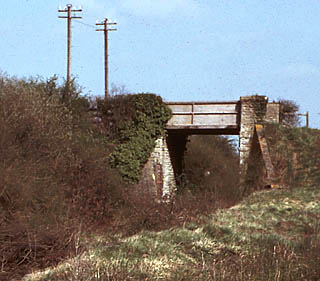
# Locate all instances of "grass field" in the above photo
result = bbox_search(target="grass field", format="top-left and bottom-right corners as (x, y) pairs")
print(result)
(23, 186), (320, 281)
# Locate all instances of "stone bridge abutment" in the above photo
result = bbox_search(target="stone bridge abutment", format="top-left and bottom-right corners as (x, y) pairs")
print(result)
(140, 95), (280, 199)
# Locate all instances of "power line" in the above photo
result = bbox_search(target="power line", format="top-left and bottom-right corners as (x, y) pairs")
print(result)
(74, 19), (96, 29)
(58, 4), (82, 100)
(96, 18), (117, 99)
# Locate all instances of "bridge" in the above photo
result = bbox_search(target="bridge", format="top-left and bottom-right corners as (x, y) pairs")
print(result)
(138, 95), (280, 200)
(166, 101), (240, 135)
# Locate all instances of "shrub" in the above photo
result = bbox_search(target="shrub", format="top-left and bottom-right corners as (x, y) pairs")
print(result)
(278, 98), (300, 127)
(183, 135), (240, 202)
(265, 124), (320, 187)
(0, 74), (125, 278)
(98, 93), (172, 183)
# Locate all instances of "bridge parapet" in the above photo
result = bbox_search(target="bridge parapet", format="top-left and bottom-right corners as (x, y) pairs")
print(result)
(166, 101), (240, 135)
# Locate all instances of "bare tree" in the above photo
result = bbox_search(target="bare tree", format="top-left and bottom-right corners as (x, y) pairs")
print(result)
(278, 99), (300, 127)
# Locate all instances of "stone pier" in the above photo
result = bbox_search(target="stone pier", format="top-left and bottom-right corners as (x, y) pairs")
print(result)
(138, 136), (177, 200)
(239, 96), (268, 182)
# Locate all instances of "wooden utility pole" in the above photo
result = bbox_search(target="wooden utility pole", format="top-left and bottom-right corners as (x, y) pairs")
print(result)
(96, 18), (117, 99)
(298, 112), (309, 127)
(58, 4), (82, 99)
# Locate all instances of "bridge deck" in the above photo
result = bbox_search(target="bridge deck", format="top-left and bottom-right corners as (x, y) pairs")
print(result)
(166, 101), (240, 135)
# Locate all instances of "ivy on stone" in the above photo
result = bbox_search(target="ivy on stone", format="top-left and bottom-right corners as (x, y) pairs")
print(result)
(108, 93), (172, 183)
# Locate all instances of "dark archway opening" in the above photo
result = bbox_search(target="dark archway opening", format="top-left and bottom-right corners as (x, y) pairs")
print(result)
(173, 134), (241, 203)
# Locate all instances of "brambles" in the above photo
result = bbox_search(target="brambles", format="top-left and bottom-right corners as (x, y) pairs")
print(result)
(0, 74), (124, 278)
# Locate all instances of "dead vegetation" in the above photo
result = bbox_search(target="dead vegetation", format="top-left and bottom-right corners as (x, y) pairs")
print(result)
(0, 75), (242, 280)
(1, 74), (319, 280)
(23, 187), (320, 281)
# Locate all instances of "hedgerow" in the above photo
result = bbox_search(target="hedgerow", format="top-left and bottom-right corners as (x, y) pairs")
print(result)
(0, 74), (124, 279)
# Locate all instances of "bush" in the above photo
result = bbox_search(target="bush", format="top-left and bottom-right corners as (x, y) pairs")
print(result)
(98, 93), (172, 183)
(278, 99), (300, 127)
(0, 74), (125, 278)
(183, 135), (240, 202)
(265, 124), (320, 187)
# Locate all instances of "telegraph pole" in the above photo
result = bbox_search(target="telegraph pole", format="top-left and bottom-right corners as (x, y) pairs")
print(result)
(58, 4), (82, 99)
(298, 112), (309, 127)
(96, 18), (117, 99)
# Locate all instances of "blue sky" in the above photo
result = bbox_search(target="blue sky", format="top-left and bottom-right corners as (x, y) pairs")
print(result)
(1, 0), (320, 127)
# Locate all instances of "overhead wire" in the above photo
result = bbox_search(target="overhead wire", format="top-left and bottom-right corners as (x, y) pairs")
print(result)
(73, 19), (96, 29)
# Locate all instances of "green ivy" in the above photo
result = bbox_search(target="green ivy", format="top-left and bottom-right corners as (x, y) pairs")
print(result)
(107, 93), (172, 183)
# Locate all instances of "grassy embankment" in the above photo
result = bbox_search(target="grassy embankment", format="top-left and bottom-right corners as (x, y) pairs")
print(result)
(24, 186), (320, 280)
(23, 107), (320, 281)
(23, 117), (320, 281)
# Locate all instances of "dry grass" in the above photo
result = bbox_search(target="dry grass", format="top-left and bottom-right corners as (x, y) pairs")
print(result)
(23, 186), (320, 281)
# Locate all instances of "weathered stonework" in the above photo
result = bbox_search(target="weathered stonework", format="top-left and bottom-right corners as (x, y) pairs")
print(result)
(139, 136), (177, 200)
(239, 95), (268, 180)
(266, 102), (280, 123)
(166, 134), (188, 182)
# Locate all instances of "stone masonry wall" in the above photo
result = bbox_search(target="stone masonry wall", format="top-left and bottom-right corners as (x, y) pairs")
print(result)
(139, 136), (176, 200)
(166, 134), (188, 181)
(239, 95), (268, 179)
(265, 102), (280, 123)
